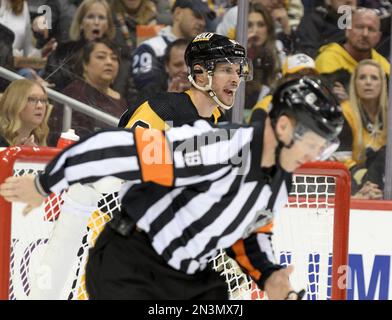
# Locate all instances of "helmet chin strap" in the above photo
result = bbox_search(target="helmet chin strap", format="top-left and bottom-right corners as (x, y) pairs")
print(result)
(187, 73), (236, 110)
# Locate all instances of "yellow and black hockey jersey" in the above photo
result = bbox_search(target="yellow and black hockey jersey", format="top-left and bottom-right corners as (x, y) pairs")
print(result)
(119, 90), (224, 130)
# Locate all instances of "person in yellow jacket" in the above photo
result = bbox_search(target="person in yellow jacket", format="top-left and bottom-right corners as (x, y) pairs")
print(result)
(334, 59), (387, 199)
(315, 8), (389, 93)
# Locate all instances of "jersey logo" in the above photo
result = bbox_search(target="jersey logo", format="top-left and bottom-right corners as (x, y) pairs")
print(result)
(184, 150), (202, 167)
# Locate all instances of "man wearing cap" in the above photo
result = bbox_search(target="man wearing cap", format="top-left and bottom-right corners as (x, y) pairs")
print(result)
(130, 0), (215, 102)
(248, 53), (318, 123)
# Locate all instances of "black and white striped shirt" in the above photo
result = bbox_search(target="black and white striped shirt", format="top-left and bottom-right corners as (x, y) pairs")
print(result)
(38, 119), (292, 282)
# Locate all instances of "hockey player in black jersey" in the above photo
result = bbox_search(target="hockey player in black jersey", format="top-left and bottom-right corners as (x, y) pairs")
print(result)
(119, 32), (253, 130)
(0, 74), (343, 300)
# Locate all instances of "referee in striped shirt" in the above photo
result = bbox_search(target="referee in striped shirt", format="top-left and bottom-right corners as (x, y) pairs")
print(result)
(0, 77), (344, 300)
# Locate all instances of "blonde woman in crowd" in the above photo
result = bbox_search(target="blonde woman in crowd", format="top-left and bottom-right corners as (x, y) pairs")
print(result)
(69, 0), (115, 42)
(336, 59), (387, 199)
(43, 0), (116, 91)
(0, 79), (51, 147)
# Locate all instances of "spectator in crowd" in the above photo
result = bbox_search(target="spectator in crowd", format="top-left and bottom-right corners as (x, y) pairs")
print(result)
(263, 0), (304, 33)
(296, 0), (357, 59)
(334, 59), (387, 199)
(248, 53), (318, 123)
(164, 38), (191, 93)
(69, 0), (115, 42)
(216, 0), (302, 54)
(108, 0), (158, 103)
(32, 0), (82, 50)
(0, 0), (57, 82)
(109, 0), (157, 56)
(0, 79), (51, 147)
(58, 39), (127, 138)
(0, 0), (42, 57)
(315, 8), (390, 95)
(245, 2), (285, 110)
(42, 0), (116, 91)
(358, 0), (392, 59)
(153, 0), (218, 30)
(131, 0), (214, 102)
(0, 23), (14, 91)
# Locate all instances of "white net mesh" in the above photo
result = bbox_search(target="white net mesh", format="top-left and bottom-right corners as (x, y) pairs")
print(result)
(211, 175), (336, 300)
(9, 161), (121, 300)
(6, 160), (343, 300)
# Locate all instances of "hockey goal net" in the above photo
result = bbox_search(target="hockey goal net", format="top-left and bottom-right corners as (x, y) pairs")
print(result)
(0, 147), (350, 300)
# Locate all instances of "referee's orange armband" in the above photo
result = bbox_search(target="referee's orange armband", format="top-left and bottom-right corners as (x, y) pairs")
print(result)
(135, 127), (174, 187)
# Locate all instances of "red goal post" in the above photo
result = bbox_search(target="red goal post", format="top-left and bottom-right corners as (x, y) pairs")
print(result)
(0, 147), (351, 300)
(293, 161), (350, 300)
(0, 147), (60, 300)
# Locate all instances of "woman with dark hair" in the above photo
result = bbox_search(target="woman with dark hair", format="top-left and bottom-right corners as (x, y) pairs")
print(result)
(54, 39), (127, 138)
(245, 2), (285, 110)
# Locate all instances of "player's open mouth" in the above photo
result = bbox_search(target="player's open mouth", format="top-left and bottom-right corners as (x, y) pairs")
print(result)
(224, 89), (234, 96)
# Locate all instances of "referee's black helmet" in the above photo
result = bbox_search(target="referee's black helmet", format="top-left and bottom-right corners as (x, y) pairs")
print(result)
(270, 76), (344, 142)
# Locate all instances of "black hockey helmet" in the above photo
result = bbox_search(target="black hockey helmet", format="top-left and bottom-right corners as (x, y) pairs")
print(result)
(269, 77), (344, 159)
(185, 32), (253, 81)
